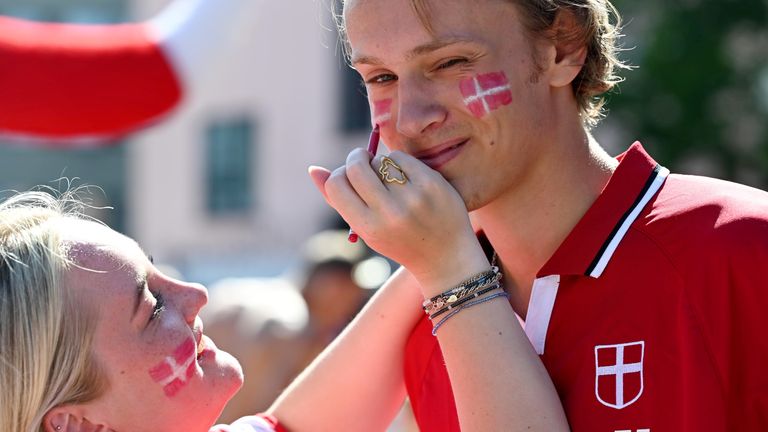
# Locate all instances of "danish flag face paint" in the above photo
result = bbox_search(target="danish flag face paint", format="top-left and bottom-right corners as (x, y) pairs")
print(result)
(459, 71), (513, 118)
(148, 338), (198, 397)
(372, 99), (393, 126)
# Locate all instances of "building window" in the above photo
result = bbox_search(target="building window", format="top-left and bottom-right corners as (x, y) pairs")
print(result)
(206, 118), (254, 215)
(339, 64), (372, 133)
(0, 0), (126, 23)
(334, 0), (371, 133)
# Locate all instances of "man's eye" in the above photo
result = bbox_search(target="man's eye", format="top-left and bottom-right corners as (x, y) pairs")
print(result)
(150, 292), (165, 321)
(437, 58), (468, 70)
(367, 73), (397, 85)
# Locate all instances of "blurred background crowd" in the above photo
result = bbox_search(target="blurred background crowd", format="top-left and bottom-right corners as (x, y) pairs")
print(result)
(0, 0), (765, 429)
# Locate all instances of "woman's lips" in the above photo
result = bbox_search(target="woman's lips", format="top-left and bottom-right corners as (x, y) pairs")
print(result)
(197, 335), (217, 362)
(417, 139), (468, 170)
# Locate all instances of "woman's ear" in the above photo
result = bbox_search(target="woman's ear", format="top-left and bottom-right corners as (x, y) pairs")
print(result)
(548, 9), (588, 88)
(43, 407), (115, 432)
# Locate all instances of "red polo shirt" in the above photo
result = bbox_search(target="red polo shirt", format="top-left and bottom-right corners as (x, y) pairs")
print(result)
(404, 143), (768, 431)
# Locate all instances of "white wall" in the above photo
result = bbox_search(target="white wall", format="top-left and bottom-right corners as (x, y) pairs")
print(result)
(126, 0), (369, 281)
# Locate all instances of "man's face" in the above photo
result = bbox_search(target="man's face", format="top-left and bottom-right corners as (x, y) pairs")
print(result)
(346, 0), (560, 210)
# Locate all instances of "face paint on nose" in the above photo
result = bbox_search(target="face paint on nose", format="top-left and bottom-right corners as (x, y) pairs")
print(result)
(372, 98), (393, 126)
(148, 338), (197, 397)
(459, 71), (513, 118)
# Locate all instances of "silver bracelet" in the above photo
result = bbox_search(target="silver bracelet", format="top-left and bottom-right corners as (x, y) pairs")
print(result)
(422, 267), (501, 316)
(431, 291), (510, 336)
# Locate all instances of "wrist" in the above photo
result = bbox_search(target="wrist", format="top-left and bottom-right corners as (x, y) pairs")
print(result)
(411, 245), (491, 299)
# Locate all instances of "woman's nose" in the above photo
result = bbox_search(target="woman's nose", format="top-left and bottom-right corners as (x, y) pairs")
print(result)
(174, 280), (208, 325)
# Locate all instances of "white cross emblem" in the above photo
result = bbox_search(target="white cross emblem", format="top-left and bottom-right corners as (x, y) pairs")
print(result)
(595, 341), (645, 409)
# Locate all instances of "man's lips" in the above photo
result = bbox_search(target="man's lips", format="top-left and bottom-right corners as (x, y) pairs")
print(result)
(415, 138), (469, 170)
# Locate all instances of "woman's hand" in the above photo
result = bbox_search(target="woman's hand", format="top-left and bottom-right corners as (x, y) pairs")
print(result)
(309, 148), (489, 295)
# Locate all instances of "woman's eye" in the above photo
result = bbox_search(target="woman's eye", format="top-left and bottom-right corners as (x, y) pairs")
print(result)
(437, 58), (468, 70)
(150, 292), (165, 321)
(366, 73), (397, 85)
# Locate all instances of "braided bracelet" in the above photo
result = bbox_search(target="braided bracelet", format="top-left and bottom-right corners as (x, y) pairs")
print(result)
(431, 291), (510, 336)
(422, 267), (501, 315)
(428, 282), (503, 319)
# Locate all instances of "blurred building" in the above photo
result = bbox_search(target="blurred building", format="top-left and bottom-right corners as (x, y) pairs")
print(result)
(0, 0), (374, 281)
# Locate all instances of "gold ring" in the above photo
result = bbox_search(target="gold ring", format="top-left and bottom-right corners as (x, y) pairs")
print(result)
(378, 156), (408, 185)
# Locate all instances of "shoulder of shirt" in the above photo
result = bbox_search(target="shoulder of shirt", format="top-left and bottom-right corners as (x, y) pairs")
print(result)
(634, 172), (768, 259)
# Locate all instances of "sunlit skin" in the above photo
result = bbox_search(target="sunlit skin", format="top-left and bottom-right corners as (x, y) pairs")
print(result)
(347, 0), (569, 211)
(458, 71), (513, 118)
(337, 0), (618, 315)
(371, 98), (393, 126)
(45, 220), (243, 432)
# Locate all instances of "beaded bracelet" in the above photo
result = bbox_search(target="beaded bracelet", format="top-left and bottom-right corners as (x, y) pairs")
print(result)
(431, 291), (510, 336)
(428, 282), (503, 319)
(422, 267), (501, 316)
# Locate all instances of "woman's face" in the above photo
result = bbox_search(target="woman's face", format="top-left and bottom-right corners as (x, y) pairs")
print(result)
(59, 219), (242, 431)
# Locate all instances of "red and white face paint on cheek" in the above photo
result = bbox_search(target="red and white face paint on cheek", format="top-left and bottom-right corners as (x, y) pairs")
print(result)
(372, 98), (393, 126)
(148, 338), (197, 397)
(459, 71), (513, 118)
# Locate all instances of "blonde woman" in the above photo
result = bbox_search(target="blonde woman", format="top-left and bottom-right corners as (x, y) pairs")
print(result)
(0, 190), (261, 431)
(0, 187), (566, 431)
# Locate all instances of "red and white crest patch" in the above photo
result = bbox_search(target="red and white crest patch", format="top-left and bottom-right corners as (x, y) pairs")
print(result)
(594, 341), (644, 409)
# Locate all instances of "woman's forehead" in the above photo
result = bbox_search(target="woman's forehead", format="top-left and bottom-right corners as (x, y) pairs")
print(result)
(59, 219), (140, 265)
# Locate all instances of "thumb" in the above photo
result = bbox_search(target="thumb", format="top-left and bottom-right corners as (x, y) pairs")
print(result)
(308, 165), (332, 201)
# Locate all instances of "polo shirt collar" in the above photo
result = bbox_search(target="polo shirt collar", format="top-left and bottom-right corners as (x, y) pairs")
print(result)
(537, 142), (669, 279)
(524, 142), (669, 355)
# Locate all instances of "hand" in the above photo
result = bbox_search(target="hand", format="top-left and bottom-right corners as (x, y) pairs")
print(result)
(309, 148), (489, 294)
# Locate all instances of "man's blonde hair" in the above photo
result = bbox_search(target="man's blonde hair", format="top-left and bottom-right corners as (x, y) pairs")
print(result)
(0, 190), (106, 432)
(337, 0), (628, 127)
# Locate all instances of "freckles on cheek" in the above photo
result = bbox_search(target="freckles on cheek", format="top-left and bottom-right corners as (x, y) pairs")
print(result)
(148, 339), (197, 397)
(372, 98), (393, 126)
(459, 71), (513, 118)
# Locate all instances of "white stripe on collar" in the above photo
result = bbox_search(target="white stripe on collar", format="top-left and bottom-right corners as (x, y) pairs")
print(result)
(589, 166), (669, 278)
(524, 165), (669, 354)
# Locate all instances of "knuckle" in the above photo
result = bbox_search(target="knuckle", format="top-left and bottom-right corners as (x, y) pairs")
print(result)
(345, 160), (368, 181)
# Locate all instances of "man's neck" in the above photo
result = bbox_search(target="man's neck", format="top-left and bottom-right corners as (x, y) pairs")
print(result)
(474, 133), (618, 319)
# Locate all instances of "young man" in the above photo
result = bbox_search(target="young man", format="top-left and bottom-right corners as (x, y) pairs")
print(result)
(271, 0), (768, 430)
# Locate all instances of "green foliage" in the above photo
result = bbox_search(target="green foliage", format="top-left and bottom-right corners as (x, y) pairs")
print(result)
(606, 0), (768, 188)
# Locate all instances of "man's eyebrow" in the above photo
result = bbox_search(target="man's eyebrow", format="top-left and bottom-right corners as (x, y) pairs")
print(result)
(351, 37), (476, 66)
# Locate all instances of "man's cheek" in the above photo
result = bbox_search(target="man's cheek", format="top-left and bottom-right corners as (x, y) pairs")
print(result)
(459, 71), (513, 118)
(372, 98), (393, 126)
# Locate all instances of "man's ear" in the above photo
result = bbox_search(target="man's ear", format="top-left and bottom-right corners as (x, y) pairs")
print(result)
(43, 406), (115, 432)
(548, 9), (588, 88)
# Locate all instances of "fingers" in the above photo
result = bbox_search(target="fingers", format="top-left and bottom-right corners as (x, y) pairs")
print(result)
(307, 165), (331, 201)
(345, 147), (390, 207)
(324, 164), (370, 229)
(374, 150), (442, 187)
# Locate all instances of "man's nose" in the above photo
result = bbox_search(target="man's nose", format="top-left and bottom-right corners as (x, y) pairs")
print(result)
(395, 74), (448, 139)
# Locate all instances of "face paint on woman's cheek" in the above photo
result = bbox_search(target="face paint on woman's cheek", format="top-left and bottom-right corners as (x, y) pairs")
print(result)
(148, 338), (197, 397)
(372, 98), (393, 126)
(459, 71), (513, 118)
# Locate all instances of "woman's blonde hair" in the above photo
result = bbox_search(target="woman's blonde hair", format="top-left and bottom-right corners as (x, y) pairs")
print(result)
(0, 190), (107, 432)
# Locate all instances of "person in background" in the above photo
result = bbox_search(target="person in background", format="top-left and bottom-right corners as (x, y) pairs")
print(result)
(202, 230), (372, 423)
